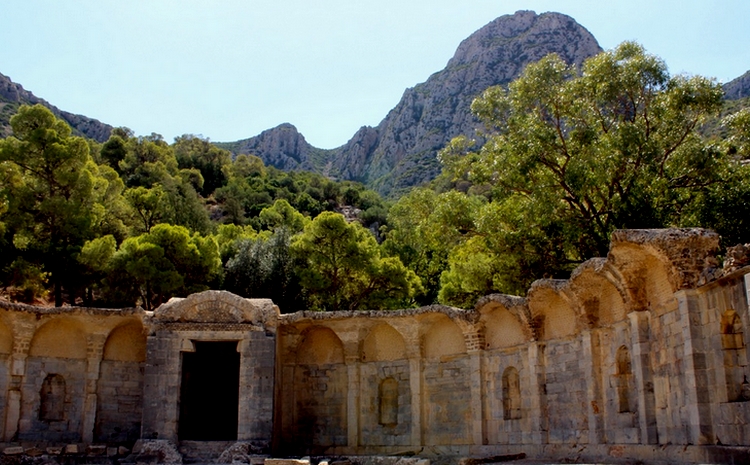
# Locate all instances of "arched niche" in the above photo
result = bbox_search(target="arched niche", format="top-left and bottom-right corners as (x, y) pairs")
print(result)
(40, 374), (66, 421)
(721, 309), (748, 402)
(615, 345), (633, 413)
(29, 318), (87, 359)
(296, 326), (344, 365)
(423, 317), (466, 360)
(502, 366), (522, 420)
(482, 305), (528, 349)
(379, 377), (399, 426)
(570, 267), (627, 327)
(608, 243), (675, 314)
(528, 287), (576, 341)
(103, 321), (147, 362)
(0, 317), (13, 355)
(361, 323), (407, 362)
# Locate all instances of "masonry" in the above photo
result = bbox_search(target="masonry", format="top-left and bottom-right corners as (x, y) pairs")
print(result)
(0, 228), (749, 464)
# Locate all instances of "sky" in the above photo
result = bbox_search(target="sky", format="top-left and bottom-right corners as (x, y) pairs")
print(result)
(1, 1), (749, 149)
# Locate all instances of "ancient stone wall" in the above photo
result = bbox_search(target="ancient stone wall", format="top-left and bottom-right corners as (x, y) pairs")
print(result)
(0, 229), (749, 464)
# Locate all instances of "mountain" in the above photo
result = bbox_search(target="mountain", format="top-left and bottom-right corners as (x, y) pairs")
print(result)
(0, 72), (112, 142)
(724, 70), (750, 100)
(222, 10), (602, 196)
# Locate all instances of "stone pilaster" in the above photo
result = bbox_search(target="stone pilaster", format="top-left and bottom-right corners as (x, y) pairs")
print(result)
(82, 333), (106, 443)
(408, 356), (422, 447)
(582, 330), (605, 444)
(345, 355), (360, 450)
(527, 341), (547, 444)
(468, 349), (484, 446)
(676, 289), (715, 445)
(629, 311), (658, 444)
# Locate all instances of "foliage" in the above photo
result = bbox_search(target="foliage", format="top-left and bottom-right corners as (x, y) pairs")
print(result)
(98, 224), (221, 310)
(291, 212), (422, 311)
(0, 105), (128, 305)
(435, 42), (729, 305)
(382, 188), (483, 304)
(223, 228), (304, 311)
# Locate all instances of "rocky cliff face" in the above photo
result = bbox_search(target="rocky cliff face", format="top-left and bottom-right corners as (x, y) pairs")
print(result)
(0, 72), (112, 142)
(222, 11), (602, 196)
(724, 70), (750, 100)
(221, 123), (322, 172)
(331, 10), (602, 195)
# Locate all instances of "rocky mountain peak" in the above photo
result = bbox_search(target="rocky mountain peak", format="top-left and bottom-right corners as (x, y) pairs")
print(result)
(326, 10), (602, 195)
(219, 123), (320, 172)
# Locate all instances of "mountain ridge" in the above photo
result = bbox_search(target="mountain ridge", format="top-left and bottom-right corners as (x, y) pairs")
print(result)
(221, 10), (603, 195)
(0, 72), (112, 142)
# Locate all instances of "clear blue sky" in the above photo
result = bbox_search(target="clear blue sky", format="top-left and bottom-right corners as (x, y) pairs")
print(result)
(1, 1), (748, 149)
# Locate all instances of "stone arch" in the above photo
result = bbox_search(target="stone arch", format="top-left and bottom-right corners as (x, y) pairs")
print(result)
(96, 320), (146, 443)
(378, 377), (399, 426)
(29, 318), (87, 359)
(103, 321), (147, 362)
(569, 262), (628, 327)
(0, 316), (12, 355)
(528, 283), (577, 341)
(502, 366), (522, 420)
(616, 346), (633, 413)
(423, 317), (466, 359)
(361, 323), (407, 362)
(296, 326), (344, 365)
(608, 243), (677, 314)
(293, 325), (347, 450)
(721, 309), (748, 402)
(39, 374), (65, 421)
(481, 305), (529, 349)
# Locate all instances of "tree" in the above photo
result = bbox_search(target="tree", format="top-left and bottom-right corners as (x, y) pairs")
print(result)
(437, 42), (726, 303)
(0, 105), (127, 305)
(291, 212), (422, 311)
(101, 224), (221, 310)
(224, 228), (304, 311)
(173, 135), (231, 197)
(258, 199), (308, 233)
(382, 188), (483, 304)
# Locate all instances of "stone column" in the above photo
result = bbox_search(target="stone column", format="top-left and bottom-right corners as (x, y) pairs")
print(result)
(408, 356), (422, 447)
(82, 333), (106, 443)
(5, 318), (34, 441)
(468, 349), (484, 446)
(527, 341), (547, 444)
(676, 289), (714, 445)
(628, 311), (658, 444)
(582, 330), (604, 444)
(345, 355), (360, 451)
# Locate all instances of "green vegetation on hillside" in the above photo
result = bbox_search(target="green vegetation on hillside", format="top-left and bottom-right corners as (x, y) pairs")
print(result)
(2, 42), (750, 310)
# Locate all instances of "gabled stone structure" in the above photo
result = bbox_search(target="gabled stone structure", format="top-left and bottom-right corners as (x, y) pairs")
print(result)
(0, 229), (749, 464)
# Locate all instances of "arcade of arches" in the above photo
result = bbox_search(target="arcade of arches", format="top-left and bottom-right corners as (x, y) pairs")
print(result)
(0, 229), (749, 464)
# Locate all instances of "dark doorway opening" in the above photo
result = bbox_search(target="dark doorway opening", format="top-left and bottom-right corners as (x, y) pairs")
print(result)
(179, 341), (240, 440)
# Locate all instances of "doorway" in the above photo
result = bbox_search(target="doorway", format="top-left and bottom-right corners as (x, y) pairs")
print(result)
(179, 341), (240, 440)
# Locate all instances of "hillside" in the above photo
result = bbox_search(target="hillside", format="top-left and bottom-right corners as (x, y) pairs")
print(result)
(0, 72), (112, 142)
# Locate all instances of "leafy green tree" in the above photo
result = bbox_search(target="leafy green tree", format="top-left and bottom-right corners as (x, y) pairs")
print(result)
(173, 135), (231, 197)
(291, 211), (422, 311)
(101, 223), (221, 310)
(437, 42), (726, 304)
(0, 105), (127, 305)
(258, 199), (308, 233)
(224, 228), (304, 311)
(382, 188), (483, 304)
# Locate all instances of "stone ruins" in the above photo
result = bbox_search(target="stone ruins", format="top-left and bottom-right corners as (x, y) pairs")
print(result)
(0, 228), (749, 464)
